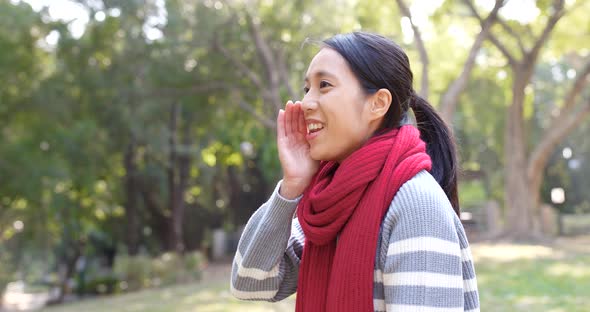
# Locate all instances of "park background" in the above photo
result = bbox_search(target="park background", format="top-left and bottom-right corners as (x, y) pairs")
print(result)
(1, 0), (589, 311)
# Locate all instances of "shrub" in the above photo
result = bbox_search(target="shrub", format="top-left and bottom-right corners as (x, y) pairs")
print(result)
(83, 274), (121, 295)
(151, 252), (184, 285)
(113, 255), (152, 292)
(113, 251), (205, 292)
(0, 248), (15, 296)
(184, 251), (205, 281)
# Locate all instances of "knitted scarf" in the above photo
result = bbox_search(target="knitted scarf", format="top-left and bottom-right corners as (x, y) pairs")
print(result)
(295, 125), (432, 312)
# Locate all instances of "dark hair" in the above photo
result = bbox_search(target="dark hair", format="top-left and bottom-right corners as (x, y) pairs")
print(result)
(323, 32), (460, 215)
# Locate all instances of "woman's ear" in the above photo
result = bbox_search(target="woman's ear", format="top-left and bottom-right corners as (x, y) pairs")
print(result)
(369, 88), (392, 120)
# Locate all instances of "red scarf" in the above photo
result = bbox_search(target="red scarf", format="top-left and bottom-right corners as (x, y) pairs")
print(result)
(295, 125), (432, 312)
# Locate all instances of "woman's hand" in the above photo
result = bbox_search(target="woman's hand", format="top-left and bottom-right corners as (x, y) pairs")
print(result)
(277, 101), (320, 199)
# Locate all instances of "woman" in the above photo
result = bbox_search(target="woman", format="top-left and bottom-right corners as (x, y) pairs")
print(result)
(230, 32), (479, 312)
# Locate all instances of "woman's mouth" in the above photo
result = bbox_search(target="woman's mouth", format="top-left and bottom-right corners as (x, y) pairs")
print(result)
(306, 122), (324, 140)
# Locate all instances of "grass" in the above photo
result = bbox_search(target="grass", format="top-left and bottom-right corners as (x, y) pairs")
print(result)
(40, 267), (295, 312)
(41, 238), (590, 312)
(472, 243), (590, 311)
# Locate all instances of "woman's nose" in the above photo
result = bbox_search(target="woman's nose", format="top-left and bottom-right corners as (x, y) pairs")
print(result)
(301, 95), (318, 111)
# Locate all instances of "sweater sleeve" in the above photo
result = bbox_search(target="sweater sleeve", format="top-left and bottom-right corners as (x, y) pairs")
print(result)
(230, 180), (304, 302)
(379, 171), (480, 312)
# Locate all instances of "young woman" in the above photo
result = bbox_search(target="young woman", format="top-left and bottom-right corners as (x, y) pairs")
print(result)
(230, 32), (479, 312)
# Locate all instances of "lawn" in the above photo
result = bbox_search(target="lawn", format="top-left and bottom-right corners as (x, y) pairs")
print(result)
(40, 276), (295, 312)
(473, 241), (590, 311)
(41, 237), (590, 312)
(40, 265), (295, 312)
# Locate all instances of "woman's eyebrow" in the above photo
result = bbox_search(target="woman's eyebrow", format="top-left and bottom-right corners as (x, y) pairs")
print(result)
(304, 70), (337, 83)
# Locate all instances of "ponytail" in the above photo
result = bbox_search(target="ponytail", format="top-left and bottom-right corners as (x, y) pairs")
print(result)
(321, 32), (460, 215)
(410, 94), (460, 216)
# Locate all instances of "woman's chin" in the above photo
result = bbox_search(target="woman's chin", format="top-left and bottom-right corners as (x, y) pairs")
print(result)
(310, 149), (334, 162)
(309, 153), (322, 161)
(309, 149), (324, 161)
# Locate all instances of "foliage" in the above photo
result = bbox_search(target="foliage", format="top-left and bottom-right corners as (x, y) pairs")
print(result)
(0, 0), (588, 304)
(83, 273), (121, 295)
(113, 251), (204, 292)
(0, 247), (16, 294)
(113, 255), (152, 291)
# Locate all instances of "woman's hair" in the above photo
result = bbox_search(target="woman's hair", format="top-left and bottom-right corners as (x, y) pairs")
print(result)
(323, 32), (460, 215)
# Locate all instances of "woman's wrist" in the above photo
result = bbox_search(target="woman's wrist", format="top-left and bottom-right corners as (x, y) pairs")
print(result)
(279, 179), (306, 199)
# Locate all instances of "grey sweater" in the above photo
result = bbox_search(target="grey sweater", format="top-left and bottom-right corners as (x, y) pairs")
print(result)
(231, 170), (480, 311)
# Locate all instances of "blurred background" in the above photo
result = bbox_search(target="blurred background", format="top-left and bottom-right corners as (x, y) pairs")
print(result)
(0, 0), (589, 311)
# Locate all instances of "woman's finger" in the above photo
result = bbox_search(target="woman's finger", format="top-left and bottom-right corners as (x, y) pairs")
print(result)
(277, 108), (286, 140)
(285, 100), (293, 137)
(292, 101), (300, 135)
(296, 101), (306, 135)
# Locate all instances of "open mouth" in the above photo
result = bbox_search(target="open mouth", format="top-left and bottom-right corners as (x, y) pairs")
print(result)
(307, 123), (324, 134)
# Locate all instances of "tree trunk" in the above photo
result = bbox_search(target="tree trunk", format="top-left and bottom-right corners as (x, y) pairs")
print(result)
(174, 122), (191, 254)
(504, 68), (539, 240)
(167, 102), (191, 254)
(167, 102), (179, 252)
(54, 240), (84, 304)
(227, 166), (246, 227)
(229, 158), (270, 226)
(124, 140), (140, 255)
(138, 177), (170, 250)
(489, 0), (567, 241)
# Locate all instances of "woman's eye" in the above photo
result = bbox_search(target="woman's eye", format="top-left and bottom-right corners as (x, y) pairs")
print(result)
(303, 81), (331, 94)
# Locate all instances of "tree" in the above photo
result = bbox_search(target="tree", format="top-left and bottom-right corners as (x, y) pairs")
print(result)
(393, 0), (505, 121)
(466, 0), (590, 239)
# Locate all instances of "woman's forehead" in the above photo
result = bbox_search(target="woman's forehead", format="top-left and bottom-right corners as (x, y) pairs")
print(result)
(304, 48), (351, 82)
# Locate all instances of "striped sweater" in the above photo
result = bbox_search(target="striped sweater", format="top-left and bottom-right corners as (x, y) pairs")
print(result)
(231, 170), (480, 311)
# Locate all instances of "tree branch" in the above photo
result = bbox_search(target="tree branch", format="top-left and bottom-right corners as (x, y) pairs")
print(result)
(229, 90), (276, 129)
(238, 100), (277, 129)
(212, 9), (283, 128)
(561, 58), (590, 113)
(245, 11), (283, 113)
(496, 18), (526, 55)
(527, 57), (590, 184)
(395, 0), (429, 98)
(524, 24), (535, 39)
(148, 82), (228, 98)
(277, 48), (297, 100)
(440, 0), (505, 123)
(245, 12), (277, 85)
(527, 0), (565, 62)
(213, 38), (264, 90)
(463, 0), (517, 67)
(527, 98), (590, 183)
(211, 14), (267, 95)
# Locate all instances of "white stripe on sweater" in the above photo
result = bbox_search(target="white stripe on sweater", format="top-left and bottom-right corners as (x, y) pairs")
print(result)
(383, 272), (463, 288)
(230, 282), (278, 300)
(374, 299), (386, 311)
(374, 269), (383, 283)
(463, 277), (478, 293)
(387, 237), (461, 257)
(461, 246), (473, 262)
(235, 251), (280, 280)
(385, 304), (463, 312)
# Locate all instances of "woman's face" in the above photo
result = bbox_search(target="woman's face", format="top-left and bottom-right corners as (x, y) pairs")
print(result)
(302, 48), (376, 162)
